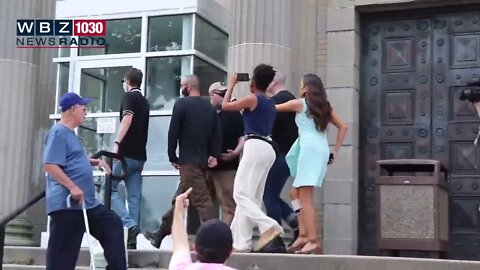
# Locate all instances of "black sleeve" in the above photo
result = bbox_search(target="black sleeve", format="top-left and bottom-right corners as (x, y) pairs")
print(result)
(209, 109), (222, 158)
(234, 112), (245, 139)
(168, 100), (183, 163)
(121, 93), (135, 116)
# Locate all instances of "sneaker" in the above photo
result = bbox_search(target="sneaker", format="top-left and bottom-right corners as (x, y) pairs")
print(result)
(127, 225), (140, 249)
(255, 227), (282, 251)
(256, 236), (287, 253)
(144, 227), (169, 249)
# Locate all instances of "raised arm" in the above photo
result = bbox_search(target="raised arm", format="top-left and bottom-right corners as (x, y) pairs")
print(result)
(276, 99), (303, 113)
(329, 110), (348, 155)
(222, 74), (257, 111)
(222, 95), (257, 111)
(170, 188), (193, 268)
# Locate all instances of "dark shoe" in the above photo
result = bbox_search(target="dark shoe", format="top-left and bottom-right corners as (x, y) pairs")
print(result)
(145, 227), (169, 249)
(127, 225), (140, 249)
(287, 228), (299, 248)
(256, 236), (287, 253)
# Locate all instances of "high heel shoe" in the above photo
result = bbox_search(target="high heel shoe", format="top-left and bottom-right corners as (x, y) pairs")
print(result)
(295, 241), (322, 254)
(287, 237), (307, 253)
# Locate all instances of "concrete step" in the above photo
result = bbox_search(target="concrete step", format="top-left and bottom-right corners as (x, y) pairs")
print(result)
(2, 266), (164, 270)
(4, 246), (480, 270)
(3, 247), (169, 268)
(3, 265), (90, 270)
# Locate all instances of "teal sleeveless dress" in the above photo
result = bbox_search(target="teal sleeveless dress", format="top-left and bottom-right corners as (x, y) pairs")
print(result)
(286, 98), (329, 187)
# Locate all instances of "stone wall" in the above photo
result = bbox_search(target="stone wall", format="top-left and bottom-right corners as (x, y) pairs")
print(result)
(0, 0), (56, 245)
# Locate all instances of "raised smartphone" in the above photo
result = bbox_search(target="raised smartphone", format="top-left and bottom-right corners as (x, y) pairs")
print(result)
(236, 73), (250, 81)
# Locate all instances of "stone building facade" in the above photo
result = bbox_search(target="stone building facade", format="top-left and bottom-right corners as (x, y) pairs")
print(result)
(224, 0), (480, 259)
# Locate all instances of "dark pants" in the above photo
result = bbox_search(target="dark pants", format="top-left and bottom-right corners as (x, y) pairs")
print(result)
(160, 164), (216, 234)
(46, 204), (126, 270)
(263, 154), (296, 226)
(206, 169), (236, 225)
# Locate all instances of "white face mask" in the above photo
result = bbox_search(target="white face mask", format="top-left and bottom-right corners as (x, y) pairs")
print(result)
(123, 81), (128, 92)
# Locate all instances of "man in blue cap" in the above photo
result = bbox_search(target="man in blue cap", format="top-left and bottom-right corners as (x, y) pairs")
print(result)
(43, 92), (127, 270)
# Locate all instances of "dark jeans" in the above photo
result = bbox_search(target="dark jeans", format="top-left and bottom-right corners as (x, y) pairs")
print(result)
(160, 164), (216, 234)
(263, 154), (295, 226)
(46, 204), (127, 270)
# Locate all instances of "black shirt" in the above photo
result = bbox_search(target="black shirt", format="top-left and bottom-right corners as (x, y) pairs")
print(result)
(211, 110), (244, 171)
(168, 96), (221, 166)
(118, 89), (150, 161)
(271, 90), (298, 154)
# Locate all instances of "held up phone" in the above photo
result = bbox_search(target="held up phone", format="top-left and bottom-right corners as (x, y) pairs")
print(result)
(236, 73), (250, 82)
(328, 153), (334, 165)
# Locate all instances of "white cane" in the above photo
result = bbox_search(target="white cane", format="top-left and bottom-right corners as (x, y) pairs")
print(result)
(66, 194), (96, 270)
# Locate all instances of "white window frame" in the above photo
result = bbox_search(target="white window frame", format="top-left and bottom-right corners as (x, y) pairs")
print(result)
(50, 12), (229, 178)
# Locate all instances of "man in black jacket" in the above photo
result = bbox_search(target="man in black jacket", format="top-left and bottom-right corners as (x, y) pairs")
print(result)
(145, 74), (221, 249)
(264, 72), (299, 246)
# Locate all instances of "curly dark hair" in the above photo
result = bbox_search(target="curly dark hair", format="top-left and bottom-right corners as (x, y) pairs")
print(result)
(252, 64), (276, 91)
(301, 74), (332, 132)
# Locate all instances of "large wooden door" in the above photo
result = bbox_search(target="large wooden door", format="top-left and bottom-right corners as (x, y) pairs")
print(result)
(360, 9), (480, 260)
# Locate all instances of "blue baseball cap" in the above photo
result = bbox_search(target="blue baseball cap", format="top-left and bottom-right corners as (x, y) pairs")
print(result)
(59, 93), (91, 112)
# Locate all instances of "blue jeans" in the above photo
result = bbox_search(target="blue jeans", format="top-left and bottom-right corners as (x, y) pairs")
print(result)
(263, 154), (296, 227)
(109, 157), (144, 229)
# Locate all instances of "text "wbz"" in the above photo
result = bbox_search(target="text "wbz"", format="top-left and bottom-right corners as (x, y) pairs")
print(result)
(17, 19), (106, 36)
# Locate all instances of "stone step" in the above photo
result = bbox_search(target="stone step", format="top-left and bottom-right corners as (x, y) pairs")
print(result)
(3, 265), (90, 270)
(2, 266), (164, 270)
(4, 246), (480, 270)
(2, 247), (169, 268)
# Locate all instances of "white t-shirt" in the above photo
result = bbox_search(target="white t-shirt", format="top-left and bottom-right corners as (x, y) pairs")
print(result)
(168, 251), (237, 270)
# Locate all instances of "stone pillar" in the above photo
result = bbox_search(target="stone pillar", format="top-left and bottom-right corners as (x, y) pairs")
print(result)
(0, 0), (56, 245)
(228, 0), (293, 97)
(290, 0), (318, 93)
(289, 0), (325, 241)
(323, 0), (359, 255)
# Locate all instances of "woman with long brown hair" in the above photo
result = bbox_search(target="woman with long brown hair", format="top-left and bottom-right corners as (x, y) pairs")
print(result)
(276, 74), (348, 254)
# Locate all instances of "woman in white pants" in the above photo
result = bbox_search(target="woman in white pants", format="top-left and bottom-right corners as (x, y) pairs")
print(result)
(222, 64), (284, 252)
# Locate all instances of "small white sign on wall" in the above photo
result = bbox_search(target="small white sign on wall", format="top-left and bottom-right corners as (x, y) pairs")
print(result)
(96, 118), (116, 134)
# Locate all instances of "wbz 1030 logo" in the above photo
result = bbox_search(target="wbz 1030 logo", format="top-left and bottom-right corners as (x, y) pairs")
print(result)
(16, 19), (107, 48)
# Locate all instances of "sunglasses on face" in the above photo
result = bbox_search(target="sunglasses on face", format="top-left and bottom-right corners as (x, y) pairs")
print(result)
(211, 90), (226, 97)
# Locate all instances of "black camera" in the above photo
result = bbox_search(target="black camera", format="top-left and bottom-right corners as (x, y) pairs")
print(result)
(459, 82), (480, 103)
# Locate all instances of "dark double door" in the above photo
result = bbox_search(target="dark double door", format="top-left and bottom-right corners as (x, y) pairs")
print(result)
(360, 9), (480, 260)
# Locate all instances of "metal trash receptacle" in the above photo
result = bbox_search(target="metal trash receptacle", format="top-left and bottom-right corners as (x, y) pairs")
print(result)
(376, 159), (448, 257)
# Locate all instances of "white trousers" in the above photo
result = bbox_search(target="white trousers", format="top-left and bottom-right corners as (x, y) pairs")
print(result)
(230, 139), (284, 250)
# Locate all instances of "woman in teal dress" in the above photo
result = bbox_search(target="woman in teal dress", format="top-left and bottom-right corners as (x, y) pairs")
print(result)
(276, 74), (348, 254)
